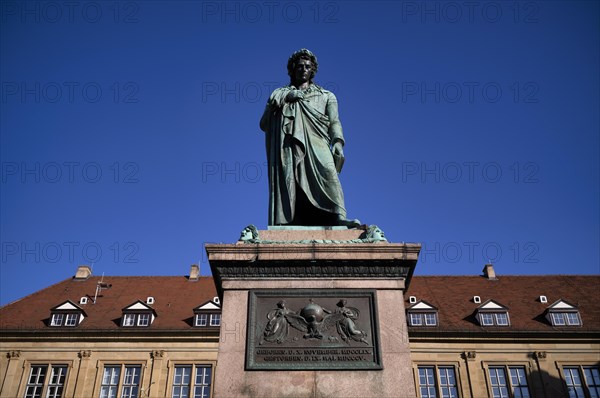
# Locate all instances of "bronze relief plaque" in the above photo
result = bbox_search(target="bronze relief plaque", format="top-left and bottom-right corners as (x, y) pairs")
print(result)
(246, 289), (382, 370)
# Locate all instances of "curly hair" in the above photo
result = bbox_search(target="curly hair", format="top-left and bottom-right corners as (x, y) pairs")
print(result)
(287, 48), (318, 83)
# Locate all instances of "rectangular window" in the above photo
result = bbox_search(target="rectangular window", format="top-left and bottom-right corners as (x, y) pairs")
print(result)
(100, 365), (142, 398)
(488, 366), (530, 398)
(50, 314), (64, 326)
(65, 314), (78, 326)
(564, 366), (600, 398)
(137, 314), (150, 327)
(479, 312), (509, 326)
(46, 366), (68, 398)
(195, 314), (208, 327)
(100, 366), (121, 398)
(25, 366), (47, 398)
(551, 312), (566, 326)
(489, 367), (510, 398)
(424, 313), (437, 326)
(171, 365), (212, 398)
(551, 312), (582, 326)
(121, 366), (141, 398)
(566, 312), (581, 326)
(480, 313), (494, 326)
(417, 366), (458, 398)
(410, 313), (423, 326)
(409, 313), (438, 327)
(583, 366), (600, 397)
(209, 314), (221, 326)
(172, 366), (191, 398)
(24, 365), (67, 398)
(122, 314), (135, 327)
(508, 367), (530, 398)
(495, 313), (509, 326)
(438, 366), (458, 398)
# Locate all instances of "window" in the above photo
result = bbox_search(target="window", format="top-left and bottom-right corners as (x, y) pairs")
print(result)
(195, 314), (208, 327)
(65, 314), (78, 326)
(546, 299), (582, 327)
(171, 365), (212, 398)
(417, 366), (458, 398)
(550, 312), (581, 326)
(49, 301), (85, 327)
(100, 365), (141, 398)
(409, 312), (438, 326)
(563, 366), (600, 398)
(50, 313), (81, 327)
(209, 314), (221, 326)
(137, 313), (150, 327)
(194, 313), (221, 327)
(47, 366), (68, 398)
(488, 366), (530, 398)
(121, 313), (152, 327)
(50, 314), (64, 326)
(24, 365), (67, 398)
(478, 312), (510, 326)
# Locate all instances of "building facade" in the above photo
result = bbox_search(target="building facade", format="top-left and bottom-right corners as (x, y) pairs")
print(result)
(1, 264), (598, 397)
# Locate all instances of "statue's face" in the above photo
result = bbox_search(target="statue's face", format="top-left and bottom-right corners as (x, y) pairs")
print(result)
(293, 58), (313, 84)
(240, 228), (252, 240)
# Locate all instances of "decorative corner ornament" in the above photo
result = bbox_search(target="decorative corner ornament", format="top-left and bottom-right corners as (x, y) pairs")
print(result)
(78, 350), (92, 359)
(151, 350), (165, 359)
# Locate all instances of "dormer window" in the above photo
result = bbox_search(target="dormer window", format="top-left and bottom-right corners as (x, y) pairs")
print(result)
(546, 299), (582, 326)
(407, 300), (438, 327)
(49, 301), (85, 327)
(194, 299), (221, 327)
(476, 299), (510, 327)
(121, 300), (156, 327)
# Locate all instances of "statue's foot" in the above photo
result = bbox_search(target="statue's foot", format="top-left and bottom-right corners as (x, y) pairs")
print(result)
(336, 215), (362, 228)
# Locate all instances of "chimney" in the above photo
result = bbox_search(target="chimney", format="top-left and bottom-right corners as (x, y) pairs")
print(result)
(189, 264), (200, 281)
(75, 265), (92, 280)
(483, 263), (497, 280)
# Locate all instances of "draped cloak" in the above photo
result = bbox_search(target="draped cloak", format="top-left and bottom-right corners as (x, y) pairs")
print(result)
(260, 85), (347, 225)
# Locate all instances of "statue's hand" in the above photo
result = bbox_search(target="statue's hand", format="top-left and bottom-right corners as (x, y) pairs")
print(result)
(332, 141), (344, 159)
(285, 90), (304, 103)
(332, 141), (345, 173)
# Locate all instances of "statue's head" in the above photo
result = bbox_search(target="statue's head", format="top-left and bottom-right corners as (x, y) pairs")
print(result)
(239, 224), (259, 241)
(287, 48), (318, 84)
(366, 225), (387, 242)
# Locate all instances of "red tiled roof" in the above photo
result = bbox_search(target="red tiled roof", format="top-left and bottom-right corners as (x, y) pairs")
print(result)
(1, 274), (598, 334)
(0, 276), (217, 330)
(405, 275), (600, 333)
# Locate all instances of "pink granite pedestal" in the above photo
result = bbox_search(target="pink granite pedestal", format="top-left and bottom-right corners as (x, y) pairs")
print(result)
(206, 227), (421, 398)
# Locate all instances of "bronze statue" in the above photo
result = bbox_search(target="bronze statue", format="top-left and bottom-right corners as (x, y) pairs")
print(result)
(260, 49), (360, 227)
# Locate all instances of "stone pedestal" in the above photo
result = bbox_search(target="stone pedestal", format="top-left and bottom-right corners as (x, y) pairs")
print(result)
(206, 227), (420, 398)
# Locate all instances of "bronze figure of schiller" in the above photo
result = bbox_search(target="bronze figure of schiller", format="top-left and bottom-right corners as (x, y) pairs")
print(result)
(246, 289), (382, 370)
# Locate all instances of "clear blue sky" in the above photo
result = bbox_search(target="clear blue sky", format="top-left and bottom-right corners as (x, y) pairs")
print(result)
(1, 1), (598, 306)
